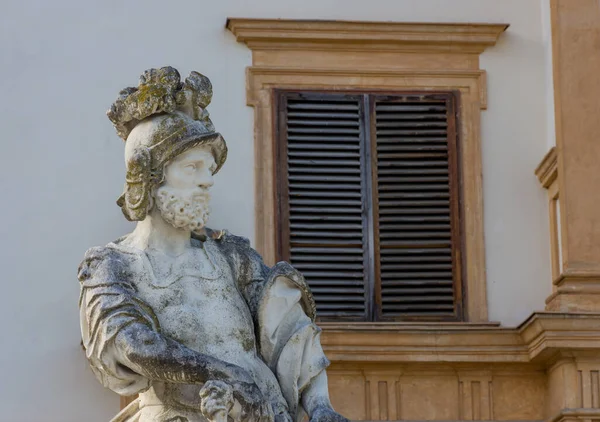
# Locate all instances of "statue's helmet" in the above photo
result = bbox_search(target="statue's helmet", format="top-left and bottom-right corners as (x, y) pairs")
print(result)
(107, 67), (227, 221)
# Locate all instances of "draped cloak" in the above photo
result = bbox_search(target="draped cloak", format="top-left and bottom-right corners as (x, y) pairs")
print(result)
(78, 231), (329, 422)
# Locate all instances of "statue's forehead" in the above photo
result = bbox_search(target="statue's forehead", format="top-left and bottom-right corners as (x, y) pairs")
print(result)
(169, 144), (215, 164)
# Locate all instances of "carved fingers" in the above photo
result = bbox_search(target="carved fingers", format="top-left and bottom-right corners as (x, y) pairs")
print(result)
(200, 379), (274, 422)
(230, 380), (274, 422)
(199, 380), (234, 422)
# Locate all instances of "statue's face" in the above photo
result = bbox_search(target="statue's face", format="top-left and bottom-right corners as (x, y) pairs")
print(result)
(153, 144), (216, 233)
(163, 145), (216, 191)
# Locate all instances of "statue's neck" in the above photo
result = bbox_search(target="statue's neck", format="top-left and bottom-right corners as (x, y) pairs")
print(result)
(127, 208), (192, 256)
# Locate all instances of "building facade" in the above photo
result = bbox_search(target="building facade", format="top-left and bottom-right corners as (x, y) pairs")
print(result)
(1, 0), (599, 421)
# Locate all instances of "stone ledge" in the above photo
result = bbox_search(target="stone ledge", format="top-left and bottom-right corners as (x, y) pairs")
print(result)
(549, 409), (600, 422)
(226, 18), (508, 53)
(319, 312), (600, 364)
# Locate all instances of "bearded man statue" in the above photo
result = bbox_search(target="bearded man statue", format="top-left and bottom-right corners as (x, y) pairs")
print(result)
(77, 67), (348, 422)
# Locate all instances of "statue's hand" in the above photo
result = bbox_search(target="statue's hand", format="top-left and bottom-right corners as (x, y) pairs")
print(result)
(200, 380), (234, 422)
(200, 367), (273, 422)
(309, 405), (349, 422)
(229, 379), (274, 422)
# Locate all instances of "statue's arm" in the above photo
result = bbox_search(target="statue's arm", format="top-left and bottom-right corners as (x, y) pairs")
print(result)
(113, 323), (250, 385)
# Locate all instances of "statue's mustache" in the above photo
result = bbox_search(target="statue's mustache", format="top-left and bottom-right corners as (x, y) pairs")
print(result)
(159, 188), (210, 202)
(191, 189), (210, 199)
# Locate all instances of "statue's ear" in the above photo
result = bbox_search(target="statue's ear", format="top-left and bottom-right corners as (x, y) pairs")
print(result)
(118, 147), (152, 221)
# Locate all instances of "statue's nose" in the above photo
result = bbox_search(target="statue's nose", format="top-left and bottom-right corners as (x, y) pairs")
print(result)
(198, 178), (214, 189)
(197, 171), (214, 188)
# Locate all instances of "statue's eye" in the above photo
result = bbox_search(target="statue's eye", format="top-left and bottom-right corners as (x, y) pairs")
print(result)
(184, 164), (196, 172)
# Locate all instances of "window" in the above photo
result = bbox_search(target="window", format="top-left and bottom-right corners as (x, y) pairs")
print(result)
(230, 19), (502, 322)
(275, 91), (462, 321)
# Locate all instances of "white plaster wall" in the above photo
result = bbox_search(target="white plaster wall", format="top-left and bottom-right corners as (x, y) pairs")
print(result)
(541, 0), (557, 149)
(0, 0), (552, 420)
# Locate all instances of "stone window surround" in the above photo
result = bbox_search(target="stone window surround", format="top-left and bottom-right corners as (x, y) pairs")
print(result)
(227, 18), (507, 323)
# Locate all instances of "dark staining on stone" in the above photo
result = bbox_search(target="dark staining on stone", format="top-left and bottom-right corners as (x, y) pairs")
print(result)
(161, 294), (175, 309)
(233, 328), (255, 352)
(318, 356), (331, 370)
(165, 417), (188, 422)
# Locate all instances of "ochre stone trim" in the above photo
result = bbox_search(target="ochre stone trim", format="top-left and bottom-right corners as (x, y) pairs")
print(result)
(550, 409), (600, 422)
(246, 67), (489, 110)
(320, 313), (600, 364)
(545, 265), (600, 312)
(536, 147), (563, 285)
(228, 18), (507, 322)
(518, 312), (600, 362)
(547, 0), (600, 313)
(226, 19), (508, 53)
(535, 146), (558, 189)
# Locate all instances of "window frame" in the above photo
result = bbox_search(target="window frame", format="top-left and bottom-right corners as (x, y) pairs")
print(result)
(274, 89), (464, 322)
(228, 18), (507, 323)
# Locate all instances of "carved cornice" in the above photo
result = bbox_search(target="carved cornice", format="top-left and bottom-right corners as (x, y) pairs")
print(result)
(319, 312), (600, 364)
(535, 146), (558, 188)
(553, 267), (600, 287)
(519, 312), (600, 361)
(550, 409), (600, 422)
(226, 18), (508, 53)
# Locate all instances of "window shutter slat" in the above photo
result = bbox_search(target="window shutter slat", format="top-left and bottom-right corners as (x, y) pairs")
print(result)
(284, 95), (368, 320)
(374, 98), (459, 319)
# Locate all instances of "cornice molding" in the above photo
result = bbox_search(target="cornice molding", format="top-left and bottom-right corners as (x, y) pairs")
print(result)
(550, 409), (600, 422)
(553, 267), (600, 287)
(535, 146), (558, 188)
(227, 18), (508, 53)
(319, 312), (600, 364)
(519, 312), (600, 361)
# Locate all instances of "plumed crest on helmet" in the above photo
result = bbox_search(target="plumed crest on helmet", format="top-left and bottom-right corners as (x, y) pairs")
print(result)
(107, 66), (215, 140)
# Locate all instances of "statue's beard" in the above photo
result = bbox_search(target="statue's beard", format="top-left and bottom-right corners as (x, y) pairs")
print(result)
(154, 185), (211, 235)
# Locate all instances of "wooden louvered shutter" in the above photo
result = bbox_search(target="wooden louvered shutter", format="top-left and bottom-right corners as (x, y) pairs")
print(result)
(275, 91), (462, 321)
(276, 92), (370, 320)
(372, 94), (462, 320)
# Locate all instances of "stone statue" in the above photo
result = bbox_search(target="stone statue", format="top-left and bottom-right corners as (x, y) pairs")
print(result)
(77, 67), (348, 422)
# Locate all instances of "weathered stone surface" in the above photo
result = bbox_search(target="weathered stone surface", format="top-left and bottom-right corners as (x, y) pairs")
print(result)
(78, 67), (347, 422)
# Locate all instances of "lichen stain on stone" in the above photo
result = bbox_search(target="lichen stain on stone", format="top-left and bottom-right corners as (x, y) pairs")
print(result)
(233, 328), (255, 352)
(136, 83), (168, 106)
